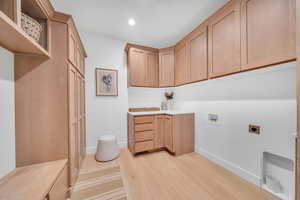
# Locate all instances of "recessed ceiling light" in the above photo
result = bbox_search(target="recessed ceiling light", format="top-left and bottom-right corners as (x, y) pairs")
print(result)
(128, 18), (136, 26)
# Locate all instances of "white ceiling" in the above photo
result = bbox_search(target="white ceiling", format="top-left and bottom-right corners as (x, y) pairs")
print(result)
(50, 0), (228, 48)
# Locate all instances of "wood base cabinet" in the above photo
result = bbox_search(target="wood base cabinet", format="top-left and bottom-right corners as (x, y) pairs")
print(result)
(164, 115), (174, 153)
(128, 113), (195, 156)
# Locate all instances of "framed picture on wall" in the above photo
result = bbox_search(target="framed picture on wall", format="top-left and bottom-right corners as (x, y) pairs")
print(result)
(95, 68), (118, 96)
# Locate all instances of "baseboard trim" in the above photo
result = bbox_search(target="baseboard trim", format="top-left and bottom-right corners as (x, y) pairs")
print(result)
(195, 146), (261, 186)
(86, 141), (128, 154)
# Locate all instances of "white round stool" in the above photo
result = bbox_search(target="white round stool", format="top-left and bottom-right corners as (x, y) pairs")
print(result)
(96, 135), (120, 162)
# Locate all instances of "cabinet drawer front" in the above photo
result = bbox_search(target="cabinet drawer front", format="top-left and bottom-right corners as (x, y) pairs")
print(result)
(135, 141), (154, 153)
(134, 116), (154, 124)
(135, 131), (154, 142)
(135, 123), (153, 132)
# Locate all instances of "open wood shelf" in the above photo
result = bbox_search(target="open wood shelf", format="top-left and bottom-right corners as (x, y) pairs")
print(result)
(0, 10), (50, 58)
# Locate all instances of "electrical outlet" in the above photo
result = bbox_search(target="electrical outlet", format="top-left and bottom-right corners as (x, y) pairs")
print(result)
(249, 124), (260, 135)
(208, 114), (218, 123)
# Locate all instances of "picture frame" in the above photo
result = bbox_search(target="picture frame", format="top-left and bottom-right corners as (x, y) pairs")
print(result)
(95, 68), (118, 96)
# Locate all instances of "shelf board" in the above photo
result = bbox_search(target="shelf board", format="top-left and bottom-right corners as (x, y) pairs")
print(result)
(0, 11), (50, 58)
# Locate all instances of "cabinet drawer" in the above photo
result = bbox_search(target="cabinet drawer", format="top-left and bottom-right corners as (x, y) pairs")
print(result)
(135, 141), (154, 153)
(135, 116), (154, 124)
(135, 131), (153, 142)
(135, 123), (153, 132)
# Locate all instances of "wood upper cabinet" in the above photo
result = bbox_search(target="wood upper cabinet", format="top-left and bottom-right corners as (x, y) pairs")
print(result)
(164, 115), (174, 153)
(128, 48), (147, 86)
(208, 0), (241, 78)
(155, 115), (165, 149)
(187, 26), (208, 82)
(175, 43), (189, 86)
(159, 48), (175, 87)
(127, 46), (158, 87)
(126, 0), (295, 87)
(241, 0), (296, 70)
(146, 52), (159, 87)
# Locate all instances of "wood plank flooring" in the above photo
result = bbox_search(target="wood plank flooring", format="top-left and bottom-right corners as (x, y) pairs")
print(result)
(80, 149), (278, 200)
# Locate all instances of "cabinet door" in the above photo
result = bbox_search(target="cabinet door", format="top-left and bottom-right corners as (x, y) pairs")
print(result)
(76, 45), (81, 69)
(241, 0), (296, 70)
(208, 0), (241, 78)
(188, 27), (208, 82)
(164, 115), (174, 153)
(81, 53), (85, 76)
(155, 115), (165, 149)
(146, 52), (159, 87)
(78, 76), (86, 161)
(0, 0), (17, 22)
(128, 48), (147, 86)
(175, 44), (189, 86)
(68, 64), (79, 185)
(77, 73), (82, 167)
(68, 28), (77, 67)
(159, 49), (175, 87)
(81, 79), (86, 156)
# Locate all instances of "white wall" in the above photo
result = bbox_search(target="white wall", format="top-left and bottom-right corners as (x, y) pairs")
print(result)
(0, 47), (15, 178)
(82, 32), (129, 153)
(128, 87), (168, 108)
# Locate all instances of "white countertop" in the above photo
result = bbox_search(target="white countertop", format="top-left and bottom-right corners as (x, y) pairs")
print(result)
(128, 110), (194, 116)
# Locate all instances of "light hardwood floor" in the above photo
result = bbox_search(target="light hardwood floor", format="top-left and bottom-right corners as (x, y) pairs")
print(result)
(80, 149), (278, 200)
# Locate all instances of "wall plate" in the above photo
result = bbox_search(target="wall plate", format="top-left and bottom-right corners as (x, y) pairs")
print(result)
(249, 124), (260, 135)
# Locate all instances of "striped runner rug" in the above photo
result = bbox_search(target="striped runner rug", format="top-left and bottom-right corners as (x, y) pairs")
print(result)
(71, 166), (127, 200)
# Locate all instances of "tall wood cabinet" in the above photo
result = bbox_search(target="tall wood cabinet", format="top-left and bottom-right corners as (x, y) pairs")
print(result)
(15, 5), (87, 187)
(67, 19), (86, 185)
(68, 64), (86, 185)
